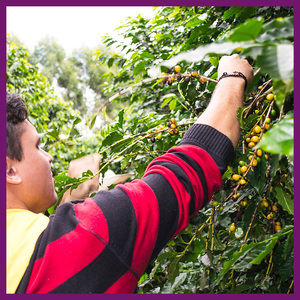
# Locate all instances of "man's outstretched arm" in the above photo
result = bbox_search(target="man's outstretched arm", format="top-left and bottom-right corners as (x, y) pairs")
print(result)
(196, 54), (254, 148)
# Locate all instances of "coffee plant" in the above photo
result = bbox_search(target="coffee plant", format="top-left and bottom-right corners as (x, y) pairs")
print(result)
(7, 6), (294, 294)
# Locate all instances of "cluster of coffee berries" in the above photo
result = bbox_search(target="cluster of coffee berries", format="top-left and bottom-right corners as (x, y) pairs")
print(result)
(211, 199), (224, 212)
(167, 118), (179, 135)
(240, 198), (248, 207)
(148, 124), (165, 143)
(275, 221), (281, 232)
(161, 72), (176, 86)
(232, 192), (240, 201)
(161, 65), (207, 86)
(246, 125), (262, 148)
(232, 173), (247, 187)
(261, 197), (280, 225)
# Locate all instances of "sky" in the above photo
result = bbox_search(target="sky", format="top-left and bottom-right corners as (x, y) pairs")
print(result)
(7, 6), (156, 55)
(6, 6), (157, 133)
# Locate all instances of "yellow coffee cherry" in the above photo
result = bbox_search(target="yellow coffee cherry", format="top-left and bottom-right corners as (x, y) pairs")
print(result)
(246, 137), (251, 143)
(230, 224), (236, 232)
(263, 200), (269, 207)
(251, 136), (259, 143)
(254, 125), (261, 133)
(232, 174), (240, 181)
(248, 142), (255, 148)
(239, 179), (247, 185)
(175, 65), (181, 73)
(266, 93), (274, 101)
(265, 123), (271, 130)
(252, 159), (258, 167)
(275, 225), (282, 232)
(256, 149), (263, 157)
(240, 166), (247, 173)
(272, 205), (278, 212)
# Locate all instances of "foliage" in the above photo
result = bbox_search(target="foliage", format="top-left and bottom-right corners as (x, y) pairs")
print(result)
(93, 6), (294, 294)
(7, 6), (294, 294)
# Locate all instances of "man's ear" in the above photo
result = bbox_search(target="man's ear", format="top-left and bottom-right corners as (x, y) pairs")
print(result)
(6, 157), (22, 185)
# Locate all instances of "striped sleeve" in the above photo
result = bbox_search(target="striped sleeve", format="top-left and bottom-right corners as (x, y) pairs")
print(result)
(16, 124), (234, 294)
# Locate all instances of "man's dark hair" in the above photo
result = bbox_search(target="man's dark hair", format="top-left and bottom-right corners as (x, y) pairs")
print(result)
(6, 92), (28, 161)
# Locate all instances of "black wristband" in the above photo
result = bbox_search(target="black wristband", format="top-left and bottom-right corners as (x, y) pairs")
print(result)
(218, 71), (248, 91)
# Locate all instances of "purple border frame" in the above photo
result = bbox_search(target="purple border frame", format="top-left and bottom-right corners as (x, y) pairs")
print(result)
(3, 1), (298, 298)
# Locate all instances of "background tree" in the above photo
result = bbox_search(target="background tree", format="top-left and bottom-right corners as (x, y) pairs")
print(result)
(29, 37), (119, 117)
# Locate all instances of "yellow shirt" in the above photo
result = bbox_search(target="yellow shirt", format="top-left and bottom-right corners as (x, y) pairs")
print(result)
(6, 209), (49, 293)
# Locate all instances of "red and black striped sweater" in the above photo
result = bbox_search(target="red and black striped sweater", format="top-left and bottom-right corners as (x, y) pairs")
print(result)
(16, 124), (234, 293)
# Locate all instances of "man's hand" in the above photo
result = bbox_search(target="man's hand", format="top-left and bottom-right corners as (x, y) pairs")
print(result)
(59, 154), (102, 205)
(217, 54), (254, 90)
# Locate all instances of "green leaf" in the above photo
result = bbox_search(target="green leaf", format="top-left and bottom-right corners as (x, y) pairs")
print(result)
(168, 255), (181, 284)
(273, 186), (294, 215)
(172, 272), (187, 291)
(138, 273), (148, 285)
(227, 18), (264, 42)
(133, 61), (146, 75)
(169, 98), (177, 111)
(258, 16), (294, 42)
(155, 33), (173, 42)
(162, 41), (256, 68)
(140, 51), (154, 59)
(149, 263), (160, 279)
(121, 155), (131, 170)
(242, 200), (257, 233)
(230, 284), (250, 293)
(107, 57), (114, 68)
(283, 231), (294, 260)
(222, 166), (233, 179)
(256, 115), (294, 157)
(222, 7), (245, 20)
(185, 15), (206, 28)
(236, 107), (247, 129)
(101, 131), (123, 148)
(250, 237), (277, 264)
(87, 113), (98, 130)
(209, 57), (219, 67)
(222, 242), (256, 274)
(69, 117), (81, 137)
(246, 158), (267, 193)
(117, 109), (124, 129)
(256, 45), (294, 81)
(279, 250), (294, 282)
(234, 243), (266, 271)
(161, 97), (172, 108)
(156, 251), (174, 263)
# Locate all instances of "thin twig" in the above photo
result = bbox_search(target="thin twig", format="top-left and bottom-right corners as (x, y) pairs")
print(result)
(96, 72), (217, 113)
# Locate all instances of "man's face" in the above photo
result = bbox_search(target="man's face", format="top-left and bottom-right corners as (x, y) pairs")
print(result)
(13, 120), (57, 213)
